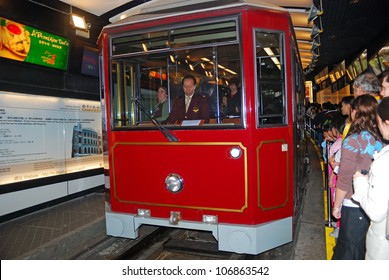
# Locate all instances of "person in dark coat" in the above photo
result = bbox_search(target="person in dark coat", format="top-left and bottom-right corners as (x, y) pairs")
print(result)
(226, 77), (241, 116)
(163, 75), (210, 124)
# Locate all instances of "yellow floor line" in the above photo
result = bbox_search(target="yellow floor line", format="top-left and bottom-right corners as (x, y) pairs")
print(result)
(323, 189), (329, 222)
(308, 136), (336, 260)
(325, 226), (336, 259)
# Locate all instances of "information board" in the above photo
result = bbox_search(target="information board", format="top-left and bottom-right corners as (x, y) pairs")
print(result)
(0, 91), (103, 185)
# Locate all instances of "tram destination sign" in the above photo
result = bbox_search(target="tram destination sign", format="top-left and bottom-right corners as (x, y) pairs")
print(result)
(0, 17), (69, 70)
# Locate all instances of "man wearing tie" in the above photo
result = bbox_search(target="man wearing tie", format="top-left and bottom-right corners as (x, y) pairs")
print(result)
(163, 74), (210, 124)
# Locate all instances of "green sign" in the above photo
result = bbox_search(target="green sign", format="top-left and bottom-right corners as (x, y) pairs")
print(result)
(0, 17), (70, 70)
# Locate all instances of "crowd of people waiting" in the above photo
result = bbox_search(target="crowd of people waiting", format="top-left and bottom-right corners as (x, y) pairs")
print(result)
(306, 71), (389, 260)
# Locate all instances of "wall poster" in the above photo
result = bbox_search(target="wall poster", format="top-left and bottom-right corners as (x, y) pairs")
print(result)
(0, 17), (70, 70)
(0, 91), (103, 185)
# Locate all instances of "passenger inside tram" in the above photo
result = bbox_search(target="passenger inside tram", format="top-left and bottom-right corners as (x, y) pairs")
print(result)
(225, 77), (241, 117)
(220, 95), (228, 117)
(162, 74), (210, 125)
(152, 85), (169, 123)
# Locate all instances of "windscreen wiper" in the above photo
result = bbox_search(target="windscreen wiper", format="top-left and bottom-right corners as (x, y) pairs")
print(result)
(132, 98), (178, 142)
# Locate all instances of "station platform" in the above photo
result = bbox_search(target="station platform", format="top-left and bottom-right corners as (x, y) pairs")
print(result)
(0, 138), (329, 260)
(293, 138), (327, 260)
(0, 191), (106, 259)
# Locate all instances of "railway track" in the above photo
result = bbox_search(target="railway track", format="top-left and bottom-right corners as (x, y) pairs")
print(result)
(128, 229), (246, 260)
(74, 226), (293, 260)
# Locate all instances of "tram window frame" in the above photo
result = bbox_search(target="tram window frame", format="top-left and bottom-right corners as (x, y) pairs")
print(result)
(108, 16), (244, 130)
(254, 30), (286, 127)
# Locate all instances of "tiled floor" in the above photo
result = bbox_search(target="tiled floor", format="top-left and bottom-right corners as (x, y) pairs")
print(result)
(0, 192), (105, 259)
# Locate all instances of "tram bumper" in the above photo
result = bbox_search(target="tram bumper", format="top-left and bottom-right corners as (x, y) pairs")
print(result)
(217, 217), (292, 254)
(106, 206), (292, 255)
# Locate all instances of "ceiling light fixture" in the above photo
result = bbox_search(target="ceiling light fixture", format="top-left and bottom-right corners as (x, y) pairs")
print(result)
(307, 2), (323, 23)
(28, 1), (91, 33)
(71, 14), (88, 30)
(69, 6), (91, 38)
(311, 24), (323, 39)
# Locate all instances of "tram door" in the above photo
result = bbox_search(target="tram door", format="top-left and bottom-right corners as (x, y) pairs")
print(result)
(252, 27), (293, 219)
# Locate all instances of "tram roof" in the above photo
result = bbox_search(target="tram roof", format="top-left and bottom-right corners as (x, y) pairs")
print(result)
(103, 0), (288, 31)
(59, 0), (389, 77)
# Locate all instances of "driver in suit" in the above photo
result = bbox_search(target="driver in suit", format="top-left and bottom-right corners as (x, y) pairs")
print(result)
(163, 74), (210, 124)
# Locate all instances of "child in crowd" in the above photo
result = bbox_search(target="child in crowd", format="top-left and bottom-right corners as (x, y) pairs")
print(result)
(328, 115), (346, 238)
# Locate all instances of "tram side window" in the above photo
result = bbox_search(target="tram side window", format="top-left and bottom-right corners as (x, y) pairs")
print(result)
(110, 59), (168, 127)
(111, 60), (136, 127)
(255, 31), (286, 126)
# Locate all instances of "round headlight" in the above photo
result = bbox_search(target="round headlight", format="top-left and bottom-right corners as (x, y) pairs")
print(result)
(165, 173), (184, 193)
(229, 146), (242, 159)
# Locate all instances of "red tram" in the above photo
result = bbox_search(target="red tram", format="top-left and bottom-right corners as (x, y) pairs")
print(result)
(99, 0), (307, 254)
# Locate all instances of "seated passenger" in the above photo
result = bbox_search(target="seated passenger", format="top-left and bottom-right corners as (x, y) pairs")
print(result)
(163, 74), (210, 124)
(226, 77), (241, 116)
(152, 85), (169, 122)
(220, 95), (228, 117)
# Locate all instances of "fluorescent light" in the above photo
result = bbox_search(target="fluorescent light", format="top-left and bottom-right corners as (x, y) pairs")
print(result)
(119, 14), (128, 20)
(264, 47), (281, 70)
(264, 47), (274, 56)
(224, 68), (237, 75)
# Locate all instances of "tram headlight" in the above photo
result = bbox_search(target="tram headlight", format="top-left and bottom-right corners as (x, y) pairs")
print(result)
(229, 146), (242, 159)
(165, 173), (184, 193)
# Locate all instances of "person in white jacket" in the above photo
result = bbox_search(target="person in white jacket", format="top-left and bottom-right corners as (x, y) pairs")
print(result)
(352, 97), (389, 260)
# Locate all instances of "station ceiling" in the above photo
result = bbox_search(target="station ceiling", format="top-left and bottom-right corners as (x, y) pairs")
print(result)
(58, 0), (389, 77)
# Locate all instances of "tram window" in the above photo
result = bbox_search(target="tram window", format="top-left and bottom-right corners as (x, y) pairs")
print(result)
(112, 31), (170, 55)
(255, 31), (286, 126)
(111, 21), (237, 56)
(111, 61), (133, 127)
(170, 21), (237, 48)
(110, 19), (243, 129)
(171, 45), (241, 123)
